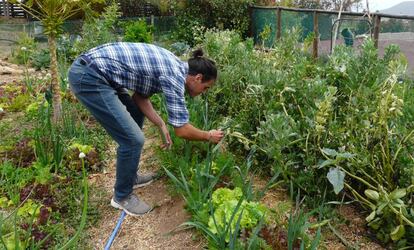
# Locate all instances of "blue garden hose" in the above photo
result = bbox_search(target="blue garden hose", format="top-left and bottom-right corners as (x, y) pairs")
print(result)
(104, 211), (127, 250)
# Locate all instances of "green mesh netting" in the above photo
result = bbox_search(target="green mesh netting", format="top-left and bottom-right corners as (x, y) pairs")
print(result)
(251, 7), (373, 51)
(251, 7), (315, 47)
(281, 10), (313, 41)
(251, 8), (277, 47)
(251, 6), (413, 75)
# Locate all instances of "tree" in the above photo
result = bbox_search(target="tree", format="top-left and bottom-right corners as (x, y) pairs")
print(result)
(294, 0), (363, 11)
(11, 0), (104, 122)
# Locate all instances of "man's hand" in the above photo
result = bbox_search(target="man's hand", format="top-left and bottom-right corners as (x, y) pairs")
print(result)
(159, 123), (172, 149)
(207, 129), (224, 144)
(174, 124), (224, 144)
(133, 92), (172, 149)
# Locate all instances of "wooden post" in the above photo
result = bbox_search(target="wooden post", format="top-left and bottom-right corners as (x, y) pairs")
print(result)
(248, 5), (253, 37)
(373, 15), (381, 48)
(277, 8), (281, 40)
(11, 2), (14, 17)
(313, 11), (319, 59)
(4, 0), (10, 17)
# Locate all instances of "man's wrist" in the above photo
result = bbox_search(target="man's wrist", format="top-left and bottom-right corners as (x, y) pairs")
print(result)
(206, 130), (212, 142)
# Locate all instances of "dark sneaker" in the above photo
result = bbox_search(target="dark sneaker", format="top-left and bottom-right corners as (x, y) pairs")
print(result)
(110, 193), (152, 216)
(133, 173), (157, 189)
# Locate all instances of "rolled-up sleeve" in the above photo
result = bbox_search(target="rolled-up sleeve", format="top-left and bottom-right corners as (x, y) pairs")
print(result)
(159, 75), (189, 127)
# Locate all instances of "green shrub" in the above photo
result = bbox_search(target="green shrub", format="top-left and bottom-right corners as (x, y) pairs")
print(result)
(8, 94), (32, 112)
(11, 33), (37, 65)
(196, 29), (414, 246)
(122, 19), (153, 43)
(31, 48), (50, 70)
(73, 2), (121, 55)
(173, 0), (254, 45)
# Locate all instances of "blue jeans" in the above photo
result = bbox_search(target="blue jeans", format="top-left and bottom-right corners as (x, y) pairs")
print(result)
(68, 58), (145, 201)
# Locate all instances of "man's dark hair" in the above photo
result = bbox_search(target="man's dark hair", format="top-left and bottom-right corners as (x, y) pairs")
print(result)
(188, 49), (217, 82)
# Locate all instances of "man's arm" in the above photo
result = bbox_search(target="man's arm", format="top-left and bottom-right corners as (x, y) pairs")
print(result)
(174, 124), (223, 143)
(132, 92), (163, 126)
(132, 92), (172, 147)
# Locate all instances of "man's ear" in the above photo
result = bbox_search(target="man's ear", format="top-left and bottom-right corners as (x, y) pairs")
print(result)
(196, 74), (203, 82)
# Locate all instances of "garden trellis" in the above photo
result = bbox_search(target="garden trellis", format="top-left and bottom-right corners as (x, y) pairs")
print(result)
(250, 5), (414, 75)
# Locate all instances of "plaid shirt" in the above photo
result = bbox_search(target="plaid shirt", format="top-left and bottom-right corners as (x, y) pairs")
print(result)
(83, 42), (189, 127)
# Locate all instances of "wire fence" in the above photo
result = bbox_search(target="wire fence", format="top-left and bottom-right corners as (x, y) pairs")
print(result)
(250, 6), (414, 75)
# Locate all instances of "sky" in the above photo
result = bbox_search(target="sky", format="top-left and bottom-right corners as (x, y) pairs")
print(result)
(367, 0), (409, 11)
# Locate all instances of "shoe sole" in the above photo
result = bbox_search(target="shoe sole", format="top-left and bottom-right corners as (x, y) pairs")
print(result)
(133, 179), (153, 189)
(110, 198), (151, 217)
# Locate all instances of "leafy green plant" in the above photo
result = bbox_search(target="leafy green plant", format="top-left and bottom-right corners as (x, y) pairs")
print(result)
(182, 197), (247, 250)
(73, 1), (121, 55)
(122, 19), (153, 43)
(196, 29), (414, 246)
(11, 33), (37, 65)
(169, 42), (190, 56)
(163, 153), (230, 214)
(58, 153), (89, 249)
(208, 187), (267, 242)
(7, 93), (32, 112)
(172, 0), (253, 45)
(31, 48), (50, 70)
(361, 186), (414, 245)
(0, 161), (35, 204)
(286, 206), (322, 250)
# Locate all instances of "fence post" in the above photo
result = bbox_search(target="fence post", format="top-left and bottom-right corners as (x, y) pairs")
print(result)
(248, 5), (253, 37)
(313, 11), (319, 59)
(277, 8), (281, 40)
(4, 0), (10, 17)
(373, 15), (381, 48)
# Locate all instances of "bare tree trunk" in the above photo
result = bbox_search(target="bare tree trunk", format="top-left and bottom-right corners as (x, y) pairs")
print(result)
(48, 34), (62, 123)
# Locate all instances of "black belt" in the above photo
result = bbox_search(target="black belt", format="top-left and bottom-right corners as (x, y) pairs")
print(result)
(79, 55), (114, 87)
(79, 55), (102, 75)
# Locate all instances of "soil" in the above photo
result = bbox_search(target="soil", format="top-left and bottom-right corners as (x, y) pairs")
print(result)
(85, 130), (205, 250)
(0, 57), (26, 83)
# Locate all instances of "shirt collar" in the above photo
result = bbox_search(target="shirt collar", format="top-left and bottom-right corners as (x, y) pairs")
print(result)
(181, 61), (189, 76)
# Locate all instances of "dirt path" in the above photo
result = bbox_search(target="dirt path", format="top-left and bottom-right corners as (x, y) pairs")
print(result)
(86, 129), (204, 250)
